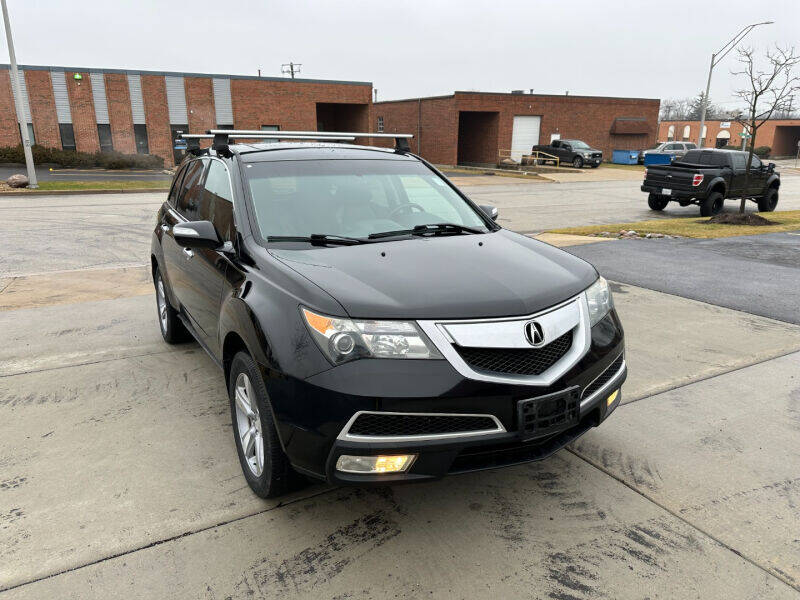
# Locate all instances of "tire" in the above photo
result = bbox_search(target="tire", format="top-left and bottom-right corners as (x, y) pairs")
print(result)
(572, 156), (584, 168)
(700, 191), (724, 217)
(757, 187), (779, 212)
(647, 193), (669, 211)
(154, 267), (189, 343)
(228, 351), (295, 498)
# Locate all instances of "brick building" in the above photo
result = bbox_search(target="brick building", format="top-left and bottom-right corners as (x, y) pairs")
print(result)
(0, 64), (372, 166)
(659, 119), (800, 157)
(374, 91), (660, 166)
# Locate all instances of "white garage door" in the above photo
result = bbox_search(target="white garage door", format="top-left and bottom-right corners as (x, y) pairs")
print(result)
(510, 116), (541, 162)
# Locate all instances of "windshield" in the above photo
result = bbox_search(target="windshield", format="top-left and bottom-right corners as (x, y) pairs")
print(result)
(244, 158), (490, 240)
(566, 140), (590, 149)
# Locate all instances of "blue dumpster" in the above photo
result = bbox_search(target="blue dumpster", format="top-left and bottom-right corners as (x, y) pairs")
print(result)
(643, 153), (673, 166)
(612, 149), (639, 165)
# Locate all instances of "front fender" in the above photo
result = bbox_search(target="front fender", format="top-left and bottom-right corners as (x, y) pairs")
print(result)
(767, 173), (781, 189)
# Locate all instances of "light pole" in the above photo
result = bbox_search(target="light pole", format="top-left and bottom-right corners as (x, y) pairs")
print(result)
(697, 21), (773, 148)
(1, 0), (37, 187)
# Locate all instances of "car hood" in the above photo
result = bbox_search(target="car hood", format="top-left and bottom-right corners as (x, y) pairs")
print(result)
(268, 230), (598, 320)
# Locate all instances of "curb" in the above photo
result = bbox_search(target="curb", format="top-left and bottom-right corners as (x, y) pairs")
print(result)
(0, 188), (169, 196)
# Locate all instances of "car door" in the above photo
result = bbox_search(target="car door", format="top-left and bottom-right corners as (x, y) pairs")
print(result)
(176, 158), (236, 356)
(560, 142), (573, 161)
(162, 158), (208, 332)
(727, 152), (747, 196)
(745, 154), (767, 196)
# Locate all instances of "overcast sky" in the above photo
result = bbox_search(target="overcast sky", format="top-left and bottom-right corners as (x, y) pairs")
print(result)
(4, 0), (798, 109)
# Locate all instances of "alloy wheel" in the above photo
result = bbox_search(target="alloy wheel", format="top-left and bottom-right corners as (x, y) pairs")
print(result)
(156, 276), (168, 333)
(234, 372), (264, 477)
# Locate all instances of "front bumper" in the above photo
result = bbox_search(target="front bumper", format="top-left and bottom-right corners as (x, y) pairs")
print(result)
(327, 361), (625, 485)
(264, 310), (625, 484)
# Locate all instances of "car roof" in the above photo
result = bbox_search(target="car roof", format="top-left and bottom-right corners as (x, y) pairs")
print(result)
(230, 142), (419, 163)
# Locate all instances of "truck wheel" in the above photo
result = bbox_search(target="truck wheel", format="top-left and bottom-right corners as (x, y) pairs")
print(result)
(700, 192), (724, 217)
(757, 187), (778, 212)
(572, 156), (584, 168)
(647, 193), (669, 211)
(228, 351), (296, 498)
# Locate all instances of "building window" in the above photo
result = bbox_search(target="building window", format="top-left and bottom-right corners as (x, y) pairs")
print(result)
(682, 125), (690, 141)
(134, 124), (149, 154)
(59, 123), (76, 151)
(19, 123), (35, 145)
(97, 124), (113, 152)
(216, 124), (234, 130)
(667, 125), (675, 141)
(260, 125), (279, 131)
(170, 124), (189, 165)
(377, 116), (384, 133)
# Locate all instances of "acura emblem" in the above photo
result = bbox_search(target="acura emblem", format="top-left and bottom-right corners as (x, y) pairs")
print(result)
(524, 321), (545, 347)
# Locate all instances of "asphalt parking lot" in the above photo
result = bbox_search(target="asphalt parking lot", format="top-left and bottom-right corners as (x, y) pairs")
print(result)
(1, 175), (799, 598)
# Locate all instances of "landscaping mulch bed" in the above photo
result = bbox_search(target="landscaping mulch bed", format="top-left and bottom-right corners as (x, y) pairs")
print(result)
(705, 213), (777, 226)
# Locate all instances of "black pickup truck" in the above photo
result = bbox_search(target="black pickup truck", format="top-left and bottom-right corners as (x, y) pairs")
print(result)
(641, 148), (780, 216)
(531, 139), (602, 168)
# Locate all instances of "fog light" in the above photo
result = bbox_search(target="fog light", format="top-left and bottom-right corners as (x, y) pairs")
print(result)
(336, 454), (416, 474)
(606, 389), (619, 407)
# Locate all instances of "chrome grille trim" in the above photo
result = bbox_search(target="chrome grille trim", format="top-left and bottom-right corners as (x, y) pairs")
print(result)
(337, 410), (505, 443)
(417, 294), (591, 385)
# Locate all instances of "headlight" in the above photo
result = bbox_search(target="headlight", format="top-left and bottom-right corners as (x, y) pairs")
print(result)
(583, 152), (592, 158)
(584, 277), (613, 327)
(301, 307), (443, 364)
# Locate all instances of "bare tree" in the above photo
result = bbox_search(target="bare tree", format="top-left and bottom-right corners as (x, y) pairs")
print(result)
(732, 46), (800, 213)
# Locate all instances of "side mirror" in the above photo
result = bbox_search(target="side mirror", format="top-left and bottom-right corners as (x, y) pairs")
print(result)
(768, 162), (776, 172)
(172, 220), (222, 249)
(479, 205), (499, 221)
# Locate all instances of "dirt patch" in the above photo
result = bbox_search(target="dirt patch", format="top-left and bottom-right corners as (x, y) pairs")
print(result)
(705, 213), (777, 226)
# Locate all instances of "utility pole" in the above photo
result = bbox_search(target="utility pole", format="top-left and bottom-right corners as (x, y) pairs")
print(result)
(697, 21), (773, 148)
(281, 62), (301, 79)
(1, 0), (37, 188)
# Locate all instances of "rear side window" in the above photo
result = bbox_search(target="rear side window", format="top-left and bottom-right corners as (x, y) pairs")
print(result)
(731, 153), (746, 170)
(176, 160), (207, 220)
(167, 164), (188, 207)
(203, 160), (234, 242)
(684, 143), (697, 149)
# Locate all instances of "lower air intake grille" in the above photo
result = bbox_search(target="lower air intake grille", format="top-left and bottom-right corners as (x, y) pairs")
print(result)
(455, 330), (573, 376)
(347, 413), (498, 437)
(582, 354), (624, 399)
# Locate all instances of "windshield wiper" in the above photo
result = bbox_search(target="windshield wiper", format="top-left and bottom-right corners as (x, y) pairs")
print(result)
(267, 234), (369, 246)
(368, 223), (483, 240)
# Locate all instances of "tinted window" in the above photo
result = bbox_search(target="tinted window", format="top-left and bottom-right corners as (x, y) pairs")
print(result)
(167, 164), (188, 207)
(245, 159), (488, 240)
(59, 124), (76, 150)
(748, 155), (762, 170)
(176, 160), (206, 220)
(731, 153), (746, 170)
(134, 124), (149, 154)
(684, 143), (697, 149)
(97, 124), (113, 152)
(203, 160), (234, 242)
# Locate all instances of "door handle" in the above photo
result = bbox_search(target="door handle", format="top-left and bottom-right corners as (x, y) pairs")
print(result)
(183, 248), (194, 259)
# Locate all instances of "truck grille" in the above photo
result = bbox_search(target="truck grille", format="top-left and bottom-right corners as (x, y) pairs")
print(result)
(347, 413), (499, 437)
(454, 330), (573, 376)
(591, 152), (602, 159)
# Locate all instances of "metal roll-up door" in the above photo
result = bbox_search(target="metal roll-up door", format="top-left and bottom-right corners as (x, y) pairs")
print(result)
(165, 76), (188, 124)
(212, 77), (233, 125)
(127, 74), (146, 124)
(90, 72), (109, 124)
(51, 70), (72, 124)
(510, 116), (541, 162)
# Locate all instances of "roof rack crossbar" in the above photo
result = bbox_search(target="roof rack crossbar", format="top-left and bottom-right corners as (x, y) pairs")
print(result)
(178, 133), (356, 141)
(205, 129), (413, 152)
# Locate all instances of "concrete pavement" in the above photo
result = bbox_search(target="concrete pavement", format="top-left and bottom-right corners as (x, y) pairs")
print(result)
(2, 184), (800, 598)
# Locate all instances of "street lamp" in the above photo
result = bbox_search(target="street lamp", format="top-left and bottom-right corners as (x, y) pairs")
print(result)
(1, 0), (37, 187)
(697, 21), (773, 148)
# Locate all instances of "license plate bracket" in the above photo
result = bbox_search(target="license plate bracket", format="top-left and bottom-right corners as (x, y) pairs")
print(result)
(517, 386), (580, 441)
(662, 188), (672, 195)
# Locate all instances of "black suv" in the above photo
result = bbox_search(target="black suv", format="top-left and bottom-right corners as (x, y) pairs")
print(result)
(151, 131), (626, 497)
